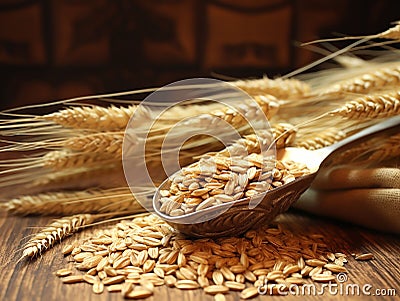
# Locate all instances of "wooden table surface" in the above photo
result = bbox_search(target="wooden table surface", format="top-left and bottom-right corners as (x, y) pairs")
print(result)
(0, 211), (398, 301)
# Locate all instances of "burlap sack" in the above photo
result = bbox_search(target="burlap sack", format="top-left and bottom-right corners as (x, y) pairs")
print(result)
(294, 167), (400, 233)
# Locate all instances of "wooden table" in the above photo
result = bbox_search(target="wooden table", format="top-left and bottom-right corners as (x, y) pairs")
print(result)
(0, 211), (398, 301)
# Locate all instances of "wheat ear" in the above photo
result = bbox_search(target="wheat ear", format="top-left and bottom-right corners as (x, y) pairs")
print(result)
(367, 132), (400, 162)
(322, 65), (400, 95)
(61, 132), (124, 156)
(40, 105), (137, 131)
(43, 149), (119, 170)
(28, 165), (124, 191)
(330, 91), (400, 119)
(232, 76), (311, 99)
(192, 94), (280, 131)
(0, 150), (120, 189)
(295, 128), (347, 150)
(1, 187), (146, 216)
(20, 214), (95, 260)
(271, 123), (297, 149)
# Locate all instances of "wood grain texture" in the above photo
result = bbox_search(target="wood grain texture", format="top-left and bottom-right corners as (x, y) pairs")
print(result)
(0, 212), (398, 301)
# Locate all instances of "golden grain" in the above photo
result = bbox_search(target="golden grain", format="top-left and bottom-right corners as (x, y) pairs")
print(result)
(214, 293), (226, 301)
(125, 290), (153, 299)
(240, 286), (259, 299)
(107, 284), (123, 292)
(204, 285), (229, 295)
(311, 274), (336, 282)
(55, 268), (73, 277)
(224, 281), (246, 291)
(103, 275), (126, 285)
(324, 263), (348, 273)
(175, 279), (200, 290)
(62, 275), (84, 284)
(355, 253), (374, 260)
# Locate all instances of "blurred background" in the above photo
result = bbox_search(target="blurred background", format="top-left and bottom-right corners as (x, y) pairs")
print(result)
(0, 0), (399, 110)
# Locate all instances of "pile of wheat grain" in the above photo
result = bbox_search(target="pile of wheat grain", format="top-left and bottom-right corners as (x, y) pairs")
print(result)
(54, 213), (374, 300)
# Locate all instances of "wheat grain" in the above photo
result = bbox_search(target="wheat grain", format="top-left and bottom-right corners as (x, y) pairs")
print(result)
(62, 244), (74, 255)
(323, 65), (400, 95)
(330, 91), (400, 119)
(204, 285), (229, 294)
(240, 287), (259, 299)
(232, 76), (311, 99)
(62, 275), (84, 284)
(175, 280), (200, 289)
(355, 253), (374, 260)
(125, 290), (153, 299)
(311, 274), (336, 282)
(324, 264), (348, 273)
(55, 268), (73, 277)
(21, 214), (95, 260)
(214, 293), (226, 301)
(92, 279), (104, 294)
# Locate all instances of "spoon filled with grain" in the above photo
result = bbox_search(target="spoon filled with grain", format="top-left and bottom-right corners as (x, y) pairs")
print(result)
(153, 116), (400, 237)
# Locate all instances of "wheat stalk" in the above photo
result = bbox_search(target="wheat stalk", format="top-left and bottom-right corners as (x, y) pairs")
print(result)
(1, 188), (145, 216)
(295, 127), (347, 150)
(322, 65), (400, 95)
(232, 76), (311, 99)
(302, 21), (400, 46)
(330, 91), (400, 119)
(20, 214), (95, 260)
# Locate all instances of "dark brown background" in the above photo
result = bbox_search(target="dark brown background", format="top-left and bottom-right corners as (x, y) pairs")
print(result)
(0, 0), (399, 109)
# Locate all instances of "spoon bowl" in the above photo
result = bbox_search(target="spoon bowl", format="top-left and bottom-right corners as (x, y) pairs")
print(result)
(153, 116), (400, 237)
